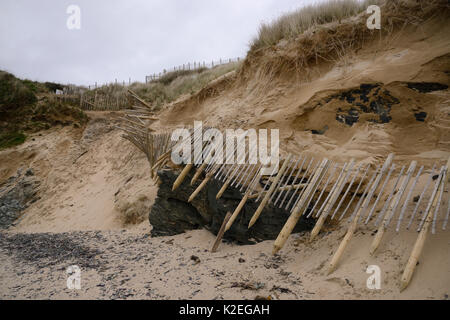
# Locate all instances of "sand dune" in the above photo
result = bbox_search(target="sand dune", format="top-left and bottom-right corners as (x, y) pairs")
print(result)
(1, 2), (449, 300)
(0, 113), (157, 233)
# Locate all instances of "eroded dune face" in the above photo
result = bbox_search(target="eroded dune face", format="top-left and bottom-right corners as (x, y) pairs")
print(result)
(1, 3), (448, 238)
(0, 114), (157, 233)
(0, 1), (449, 301)
(157, 17), (450, 168)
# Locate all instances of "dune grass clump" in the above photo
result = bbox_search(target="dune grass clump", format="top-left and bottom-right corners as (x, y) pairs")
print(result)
(0, 71), (37, 113)
(128, 61), (241, 109)
(239, 0), (449, 89)
(0, 71), (88, 149)
(31, 96), (89, 126)
(116, 195), (151, 225)
(153, 67), (208, 86)
(0, 132), (27, 150)
(250, 0), (381, 51)
(80, 61), (241, 110)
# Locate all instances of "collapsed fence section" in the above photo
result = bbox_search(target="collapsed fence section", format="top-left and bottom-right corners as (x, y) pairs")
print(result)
(78, 92), (129, 111)
(54, 88), (134, 111)
(118, 124), (449, 292)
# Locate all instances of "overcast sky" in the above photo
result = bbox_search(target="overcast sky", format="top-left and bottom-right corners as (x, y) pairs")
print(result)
(0, 0), (324, 86)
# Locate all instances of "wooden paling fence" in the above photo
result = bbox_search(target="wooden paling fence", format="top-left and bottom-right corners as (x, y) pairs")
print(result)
(116, 90), (179, 181)
(55, 90), (130, 111)
(54, 94), (81, 106)
(121, 125), (449, 291)
(79, 92), (129, 111)
(145, 57), (242, 83)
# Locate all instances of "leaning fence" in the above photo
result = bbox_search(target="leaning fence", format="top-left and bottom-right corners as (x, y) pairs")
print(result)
(117, 120), (450, 292)
(54, 91), (130, 111)
(78, 92), (129, 111)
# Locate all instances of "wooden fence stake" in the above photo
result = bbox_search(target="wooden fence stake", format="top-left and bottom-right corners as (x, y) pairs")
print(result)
(396, 166), (424, 232)
(279, 156), (306, 208)
(338, 164), (371, 220)
(307, 163), (338, 218)
(327, 153), (394, 275)
(400, 157), (449, 291)
(370, 161), (417, 255)
(188, 170), (215, 203)
(364, 164), (396, 224)
(226, 194), (249, 231)
(272, 158), (329, 255)
(191, 143), (216, 185)
(274, 157), (301, 206)
(290, 160), (320, 212)
(249, 154), (292, 228)
(284, 157), (313, 210)
(216, 174), (234, 199)
(211, 212), (232, 253)
(407, 164), (437, 229)
(310, 159), (355, 241)
(172, 164), (193, 191)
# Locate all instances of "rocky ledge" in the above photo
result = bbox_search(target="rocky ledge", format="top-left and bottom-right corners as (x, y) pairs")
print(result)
(0, 168), (40, 229)
(149, 169), (315, 244)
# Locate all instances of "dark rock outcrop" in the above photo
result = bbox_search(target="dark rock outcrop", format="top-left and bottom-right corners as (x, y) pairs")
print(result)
(149, 169), (315, 244)
(334, 83), (400, 126)
(414, 111), (427, 122)
(311, 125), (329, 135)
(406, 82), (448, 93)
(0, 168), (40, 229)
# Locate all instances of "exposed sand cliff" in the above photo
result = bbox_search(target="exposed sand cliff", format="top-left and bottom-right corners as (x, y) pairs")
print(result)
(1, 1), (449, 300)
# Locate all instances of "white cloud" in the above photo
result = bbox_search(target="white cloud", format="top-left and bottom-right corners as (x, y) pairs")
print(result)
(0, 0), (320, 85)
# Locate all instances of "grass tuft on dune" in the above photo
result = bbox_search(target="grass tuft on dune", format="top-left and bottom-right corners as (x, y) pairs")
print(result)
(250, 0), (382, 51)
(84, 61), (241, 110)
(0, 132), (27, 150)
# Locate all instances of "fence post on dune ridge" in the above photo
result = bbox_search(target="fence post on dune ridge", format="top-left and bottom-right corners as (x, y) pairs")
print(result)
(144, 57), (243, 81)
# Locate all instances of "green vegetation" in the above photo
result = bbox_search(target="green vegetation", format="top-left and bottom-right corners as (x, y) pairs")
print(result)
(0, 70), (88, 150)
(43, 82), (64, 93)
(0, 71), (37, 113)
(131, 62), (240, 108)
(250, 0), (381, 51)
(154, 68), (208, 86)
(82, 62), (241, 110)
(0, 132), (27, 150)
(30, 96), (89, 128)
